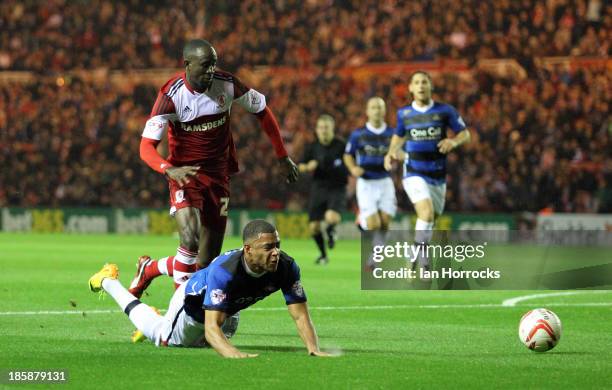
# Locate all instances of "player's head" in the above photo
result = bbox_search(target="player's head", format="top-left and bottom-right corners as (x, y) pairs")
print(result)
(243, 219), (280, 273)
(315, 114), (335, 145)
(409, 71), (433, 104)
(366, 97), (386, 126)
(183, 39), (217, 92)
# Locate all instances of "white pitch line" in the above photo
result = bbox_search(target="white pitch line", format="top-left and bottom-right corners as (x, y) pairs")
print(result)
(0, 309), (119, 316)
(1, 301), (612, 317)
(501, 291), (612, 307)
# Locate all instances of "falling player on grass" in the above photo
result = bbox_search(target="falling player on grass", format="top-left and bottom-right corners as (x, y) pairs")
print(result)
(89, 220), (332, 358)
(384, 71), (470, 273)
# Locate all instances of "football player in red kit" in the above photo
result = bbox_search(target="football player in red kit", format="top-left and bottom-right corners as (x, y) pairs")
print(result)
(130, 39), (298, 297)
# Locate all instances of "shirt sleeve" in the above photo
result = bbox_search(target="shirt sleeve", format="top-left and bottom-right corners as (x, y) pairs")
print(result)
(344, 132), (358, 156)
(447, 105), (467, 133)
(232, 74), (267, 114)
(395, 110), (406, 137)
(280, 261), (307, 305)
(203, 268), (232, 312)
(143, 91), (176, 140)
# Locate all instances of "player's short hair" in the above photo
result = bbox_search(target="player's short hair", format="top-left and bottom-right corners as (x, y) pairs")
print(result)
(243, 219), (277, 243)
(316, 114), (335, 127)
(409, 70), (433, 84)
(183, 39), (214, 59)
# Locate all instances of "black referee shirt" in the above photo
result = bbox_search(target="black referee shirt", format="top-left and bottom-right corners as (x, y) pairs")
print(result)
(302, 137), (348, 189)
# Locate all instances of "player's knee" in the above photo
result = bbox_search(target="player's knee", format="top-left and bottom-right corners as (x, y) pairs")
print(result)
(379, 215), (391, 231)
(309, 222), (321, 235)
(415, 203), (434, 222)
(325, 210), (341, 225)
(365, 215), (381, 230)
(417, 211), (434, 223)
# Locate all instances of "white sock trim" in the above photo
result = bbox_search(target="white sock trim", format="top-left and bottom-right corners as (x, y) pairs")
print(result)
(158, 257), (169, 276)
(415, 218), (434, 244)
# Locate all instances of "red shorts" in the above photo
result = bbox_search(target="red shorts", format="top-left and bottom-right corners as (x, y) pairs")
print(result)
(168, 172), (230, 231)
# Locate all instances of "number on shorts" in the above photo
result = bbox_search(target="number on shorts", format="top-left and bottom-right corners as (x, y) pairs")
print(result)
(220, 197), (229, 216)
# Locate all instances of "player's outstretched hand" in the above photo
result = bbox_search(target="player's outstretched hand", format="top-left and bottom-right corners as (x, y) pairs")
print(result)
(309, 351), (337, 357)
(437, 138), (458, 154)
(165, 166), (200, 187)
(279, 156), (299, 183)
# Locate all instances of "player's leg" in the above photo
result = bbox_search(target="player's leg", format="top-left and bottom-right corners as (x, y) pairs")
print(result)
(128, 255), (174, 298)
(373, 177), (397, 252)
(357, 177), (378, 230)
(196, 177), (230, 268)
(429, 182), (446, 220)
(362, 213), (382, 269)
(308, 190), (328, 264)
(170, 207), (201, 285)
(324, 209), (341, 249)
(403, 176), (435, 269)
(89, 264), (166, 343)
(357, 176), (381, 227)
(197, 227), (225, 268)
(364, 213), (382, 230)
(127, 207), (200, 297)
(309, 220), (327, 264)
(128, 179), (205, 296)
(379, 211), (392, 230)
(412, 199), (434, 267)
(324, 188), (345, 249)
(156, 283), (203, 347)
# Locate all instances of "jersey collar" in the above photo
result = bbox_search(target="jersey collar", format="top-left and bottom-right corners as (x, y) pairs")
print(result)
(242, 255), (266, 278)
(411, 100), (434, 113)
(365, 122), (387, 134)
(182, 73), (197, 94)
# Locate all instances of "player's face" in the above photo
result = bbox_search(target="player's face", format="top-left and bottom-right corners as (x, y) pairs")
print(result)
(409, 74), (432, 103)
(366, 99), (386, 124)
(245, 232), (281, 273)
(315, 120), (334, 145)
(185, 47), (218, 92)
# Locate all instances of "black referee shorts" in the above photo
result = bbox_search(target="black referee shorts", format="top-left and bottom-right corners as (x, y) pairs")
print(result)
(308, 187), (346, 222)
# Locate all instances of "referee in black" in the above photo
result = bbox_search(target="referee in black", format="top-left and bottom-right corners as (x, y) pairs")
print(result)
(298, 114), (348, 265)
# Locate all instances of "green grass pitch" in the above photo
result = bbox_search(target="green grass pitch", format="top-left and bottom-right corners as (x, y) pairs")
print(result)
(1, 233), (611, 389)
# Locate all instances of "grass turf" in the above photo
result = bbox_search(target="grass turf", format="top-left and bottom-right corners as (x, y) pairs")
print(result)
(0, 233), (611, 389)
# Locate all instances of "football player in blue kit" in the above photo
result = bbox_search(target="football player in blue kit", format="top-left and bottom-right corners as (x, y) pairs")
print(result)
(88, 219), (332, 358)
(344, 97), (397, 268)
(385, 71), (471, 273)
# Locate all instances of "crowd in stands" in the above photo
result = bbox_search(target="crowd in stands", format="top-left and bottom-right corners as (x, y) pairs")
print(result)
(1, 65), (609, 213)
(0, 0), (608, 71)
(0, 0), (610, 213)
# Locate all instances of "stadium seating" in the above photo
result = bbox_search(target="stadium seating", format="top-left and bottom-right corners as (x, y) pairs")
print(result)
(0, 0), (609, 212)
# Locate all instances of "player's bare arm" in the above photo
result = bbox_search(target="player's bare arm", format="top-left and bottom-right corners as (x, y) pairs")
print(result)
(343, 154), (364, 177)
(204, 310), (258, 358)
(164, 166), (200, 187)
(287, 302), (333, 357)
(384, 134), (408, 171)
(298, 160), (318, 173)
(279, 156), (300, 183)
(437, 129), (471, 154)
